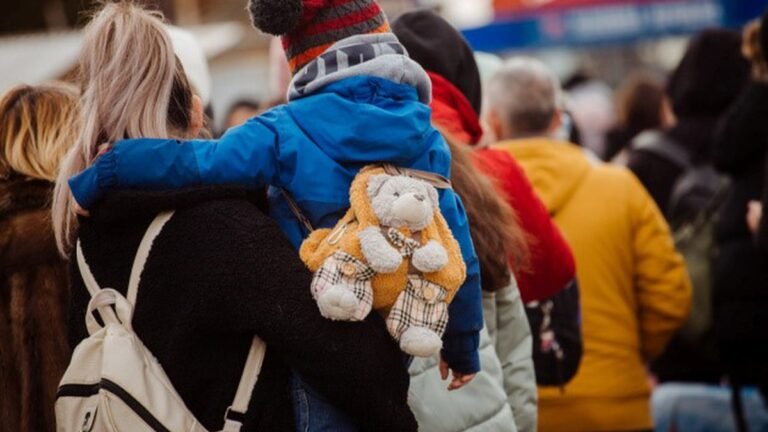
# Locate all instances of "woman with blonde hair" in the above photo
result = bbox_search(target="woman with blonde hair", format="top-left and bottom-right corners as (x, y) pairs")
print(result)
(0, 82), (79, 432)
(54, 3), (416, 430)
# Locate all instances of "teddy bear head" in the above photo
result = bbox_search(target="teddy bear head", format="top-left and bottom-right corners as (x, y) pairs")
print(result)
(367, 174), (439, 232)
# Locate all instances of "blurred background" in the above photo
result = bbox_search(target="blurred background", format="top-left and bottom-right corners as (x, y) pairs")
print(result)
(2, 0), (767, 132)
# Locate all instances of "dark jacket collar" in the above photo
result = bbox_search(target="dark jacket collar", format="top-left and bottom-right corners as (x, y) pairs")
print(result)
(88, 186), (268, 227)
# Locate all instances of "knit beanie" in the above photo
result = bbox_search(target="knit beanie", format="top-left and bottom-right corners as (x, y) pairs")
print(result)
(392, 10), (483, 116)
(667, 29), (749, 117)
(248, 0), (391, 75)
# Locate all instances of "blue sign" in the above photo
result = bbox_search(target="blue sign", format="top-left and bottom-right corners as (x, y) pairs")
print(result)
(463, 0), (768, 52)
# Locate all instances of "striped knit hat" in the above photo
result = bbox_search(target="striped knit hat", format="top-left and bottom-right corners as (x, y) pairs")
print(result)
(248, 0), (390, 74)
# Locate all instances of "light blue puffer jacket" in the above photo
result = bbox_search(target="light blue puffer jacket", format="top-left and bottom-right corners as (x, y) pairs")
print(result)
(408, 277), (537, 432)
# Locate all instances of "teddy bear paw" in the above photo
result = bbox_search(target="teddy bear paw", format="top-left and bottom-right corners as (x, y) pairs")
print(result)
(400, 327), (443, 357)
(317, 285), (364, 321)
(412, 240), (448, 273)
(358, 227), (403, 273)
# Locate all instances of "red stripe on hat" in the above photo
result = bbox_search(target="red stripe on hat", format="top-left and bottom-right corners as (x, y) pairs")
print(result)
(297, 3), (385, 38)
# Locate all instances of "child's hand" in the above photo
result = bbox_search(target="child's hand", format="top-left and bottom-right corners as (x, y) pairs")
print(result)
(439, 356), (476, 391)
(747, 201), (763, 234)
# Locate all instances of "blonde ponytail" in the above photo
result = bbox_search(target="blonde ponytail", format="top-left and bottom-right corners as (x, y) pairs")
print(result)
(53, 1), (193, 255)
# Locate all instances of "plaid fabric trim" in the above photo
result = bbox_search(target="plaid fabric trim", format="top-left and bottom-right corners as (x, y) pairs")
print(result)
(386, 228), (421, 258)
(386, 276), (449, 341)
(311, 251), (375, 321)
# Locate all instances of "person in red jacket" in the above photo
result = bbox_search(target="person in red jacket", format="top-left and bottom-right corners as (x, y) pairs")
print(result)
(393, 10), (575, 302)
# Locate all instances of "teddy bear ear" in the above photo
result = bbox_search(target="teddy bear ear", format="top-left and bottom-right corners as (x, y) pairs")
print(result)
(247, 0), (303, 36)
(367, 174), (392, 198)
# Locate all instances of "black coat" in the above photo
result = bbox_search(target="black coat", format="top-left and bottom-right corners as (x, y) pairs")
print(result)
(68, 187), (417, 432)
(712, 82), (768, 391)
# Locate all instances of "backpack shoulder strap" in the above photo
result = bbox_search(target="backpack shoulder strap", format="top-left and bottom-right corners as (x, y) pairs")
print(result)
(126, 211), (175, 306)
(223, 337), (267, 431)
(631, 131), (692, 170)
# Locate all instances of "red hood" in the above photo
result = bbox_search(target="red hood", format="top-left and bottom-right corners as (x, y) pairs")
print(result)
(428, 71), (484, 146)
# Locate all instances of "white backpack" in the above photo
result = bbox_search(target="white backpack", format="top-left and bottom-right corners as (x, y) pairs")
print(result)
(56, 211), (267, 432)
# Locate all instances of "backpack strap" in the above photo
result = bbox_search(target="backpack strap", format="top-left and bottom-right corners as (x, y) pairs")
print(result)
(631, 131), (692, 170)
(126, 211), (175, 306)
(382, 164), (452, 190)
(76, 241), (120, 324)
(223, 337), (267, 431)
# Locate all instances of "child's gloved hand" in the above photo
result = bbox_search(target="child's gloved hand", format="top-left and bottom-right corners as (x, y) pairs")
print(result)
(439, 356), (476, 391)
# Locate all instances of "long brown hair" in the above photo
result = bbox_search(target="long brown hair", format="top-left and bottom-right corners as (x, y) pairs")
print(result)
(441, 130), (530, 292)
(52, 1), (195, 255)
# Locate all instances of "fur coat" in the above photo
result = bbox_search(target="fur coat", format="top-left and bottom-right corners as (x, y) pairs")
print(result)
(0, 178), (70, 432)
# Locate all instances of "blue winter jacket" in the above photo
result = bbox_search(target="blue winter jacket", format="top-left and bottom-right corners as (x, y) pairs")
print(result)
(69, 76), (482, 373)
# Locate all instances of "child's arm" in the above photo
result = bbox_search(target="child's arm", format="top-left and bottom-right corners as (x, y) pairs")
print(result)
(438, 190), (483, 376)
(69, 117), (282, 209)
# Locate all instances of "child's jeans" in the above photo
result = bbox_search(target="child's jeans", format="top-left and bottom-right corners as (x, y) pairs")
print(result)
(291, 372), (359, 432)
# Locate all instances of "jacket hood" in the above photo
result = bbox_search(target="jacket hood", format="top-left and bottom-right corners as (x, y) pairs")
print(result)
(287, 76), (439, 165)
(429, 72), (484, 146)
(497, 139), (591, 215)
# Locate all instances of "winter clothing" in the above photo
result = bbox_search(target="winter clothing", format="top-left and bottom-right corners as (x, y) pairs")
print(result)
(392, 11), (576, 303)
(408, 277), (536, 432)
(416, 62), (575, 303)
(473, 148), (576, 303)
(69, 186), (417, 431)
(496, 138), (692, 431)
(68, 33), (482, 374)
(428, 72), (483, 146)
(0, 179), (69, 432)
(393, 10), (482, 115)
(712, 82), (768, 393)
(248, 0), (390, 74)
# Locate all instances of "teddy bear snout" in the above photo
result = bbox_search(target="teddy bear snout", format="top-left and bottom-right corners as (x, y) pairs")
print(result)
(414, 194), (425, 202)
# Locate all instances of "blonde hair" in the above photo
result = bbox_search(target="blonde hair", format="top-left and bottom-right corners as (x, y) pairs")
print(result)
(52, 1), (194, 255)
(0, 83), (79, 182)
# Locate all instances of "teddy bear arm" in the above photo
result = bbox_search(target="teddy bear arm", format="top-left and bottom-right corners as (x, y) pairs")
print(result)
(358, 227), (403, 274)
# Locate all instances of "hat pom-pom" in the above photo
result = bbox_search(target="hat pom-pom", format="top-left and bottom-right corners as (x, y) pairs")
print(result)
(248, 0), (303, 35)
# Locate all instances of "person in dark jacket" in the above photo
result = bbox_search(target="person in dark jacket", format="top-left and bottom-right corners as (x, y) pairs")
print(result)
(626, 29), (749, 217)
(712, 13), (768, 399)
(52, 3), (416, 431)
(625, 29), (750, 388)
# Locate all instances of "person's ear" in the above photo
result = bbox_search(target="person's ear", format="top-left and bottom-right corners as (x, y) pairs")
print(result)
(485, 108), (504, 142)
(189, 95), (205, 138)
(549, 109), (563, 135)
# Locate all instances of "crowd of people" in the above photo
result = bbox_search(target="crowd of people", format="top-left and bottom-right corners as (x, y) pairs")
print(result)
(1, 0), (768, 431)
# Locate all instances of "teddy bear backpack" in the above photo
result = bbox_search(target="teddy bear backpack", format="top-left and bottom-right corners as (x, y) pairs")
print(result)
(56, 211), (267, 432)
(294, 165), (467, 358)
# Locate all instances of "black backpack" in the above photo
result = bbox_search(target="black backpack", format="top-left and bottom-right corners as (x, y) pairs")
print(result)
(632, 131), (729, 346)
(525, 279), (583, 388)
